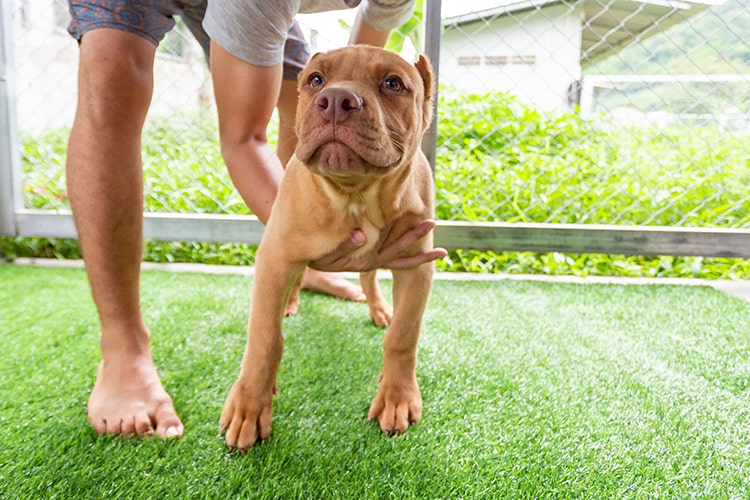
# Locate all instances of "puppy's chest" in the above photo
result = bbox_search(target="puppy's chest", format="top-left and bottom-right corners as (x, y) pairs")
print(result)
(317, 178), (410, 257)
(347, 200), (368, 218)
(343, 198), (391, 257)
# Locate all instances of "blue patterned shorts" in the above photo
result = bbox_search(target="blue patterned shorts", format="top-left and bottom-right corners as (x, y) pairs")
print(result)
(67, 0), (310, 80)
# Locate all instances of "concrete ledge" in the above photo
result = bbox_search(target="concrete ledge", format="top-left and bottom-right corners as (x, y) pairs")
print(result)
(10, 257), (750, 303)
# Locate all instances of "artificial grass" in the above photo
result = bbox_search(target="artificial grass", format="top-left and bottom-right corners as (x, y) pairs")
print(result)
(1, 263), (750, 498)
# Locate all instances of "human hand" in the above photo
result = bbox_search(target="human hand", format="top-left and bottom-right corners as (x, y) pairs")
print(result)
(308, 219), (448, 273)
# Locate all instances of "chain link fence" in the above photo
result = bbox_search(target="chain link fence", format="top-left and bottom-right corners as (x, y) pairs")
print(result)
(12, 0), (226, 215)
(4, 0), (750, 268)
(435, 0), (750, 229)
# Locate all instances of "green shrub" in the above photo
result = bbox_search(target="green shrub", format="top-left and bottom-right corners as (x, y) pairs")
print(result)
(435, 89), (750, 227)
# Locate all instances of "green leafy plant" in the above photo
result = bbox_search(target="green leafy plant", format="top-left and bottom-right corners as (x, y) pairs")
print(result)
(385, 0), (423, 54)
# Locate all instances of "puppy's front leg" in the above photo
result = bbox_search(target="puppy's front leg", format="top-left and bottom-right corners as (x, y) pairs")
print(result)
(367, 261), (433, 435)
(221, 257), (305, 452)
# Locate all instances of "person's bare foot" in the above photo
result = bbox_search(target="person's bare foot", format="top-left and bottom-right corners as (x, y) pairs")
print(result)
(301, 268), (367, 302)
(87, 345), (183, 439)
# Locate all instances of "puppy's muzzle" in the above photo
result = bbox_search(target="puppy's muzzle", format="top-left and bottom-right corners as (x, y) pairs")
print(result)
(315, 87), (363, 124)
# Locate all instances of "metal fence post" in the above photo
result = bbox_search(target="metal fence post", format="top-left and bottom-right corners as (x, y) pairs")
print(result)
(0, 0), (21, 237)
(421, 0), (441, 172)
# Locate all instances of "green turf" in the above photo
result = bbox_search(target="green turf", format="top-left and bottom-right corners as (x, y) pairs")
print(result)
(2, 263), (750, 498)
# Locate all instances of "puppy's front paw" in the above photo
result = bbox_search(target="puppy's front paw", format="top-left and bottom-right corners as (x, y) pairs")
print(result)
(367, 375), (422, 435)
(220, 378), (276, 452)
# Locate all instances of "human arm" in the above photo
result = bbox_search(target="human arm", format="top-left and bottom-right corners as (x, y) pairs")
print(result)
(209, 40), (283, 223)
(208, 0), (442, 271)
(211, 39), (446, 271)
(348, 9), (390, 46)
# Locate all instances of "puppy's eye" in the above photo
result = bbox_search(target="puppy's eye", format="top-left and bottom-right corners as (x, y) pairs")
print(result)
(308, 72), (325, 88)
(383, 76), (404, 92)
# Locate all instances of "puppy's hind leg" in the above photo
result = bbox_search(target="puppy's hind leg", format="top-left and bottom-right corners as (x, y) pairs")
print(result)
(285, 274), (303, 316)
(360, 270), (393, 327)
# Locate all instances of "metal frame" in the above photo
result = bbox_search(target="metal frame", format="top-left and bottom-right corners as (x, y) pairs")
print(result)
(421, 0), (441, 170)
(3, 0), (750, 259)
(12, 208), (750, 257)
(0, 0), (22, 237)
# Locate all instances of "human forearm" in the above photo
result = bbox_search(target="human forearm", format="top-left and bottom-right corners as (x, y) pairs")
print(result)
(210, 40), (284, 223)
(348, 10), (390, 47)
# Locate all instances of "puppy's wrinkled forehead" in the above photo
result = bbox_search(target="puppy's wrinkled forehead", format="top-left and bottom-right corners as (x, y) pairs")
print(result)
(299, 46), (422, 96)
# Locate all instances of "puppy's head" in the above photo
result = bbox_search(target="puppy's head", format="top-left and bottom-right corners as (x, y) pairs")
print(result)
(294, 45), (434, 181)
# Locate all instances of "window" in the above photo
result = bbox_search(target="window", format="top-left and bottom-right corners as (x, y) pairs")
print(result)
(485, 55), (508, 66)
(458, 55), (481, 66)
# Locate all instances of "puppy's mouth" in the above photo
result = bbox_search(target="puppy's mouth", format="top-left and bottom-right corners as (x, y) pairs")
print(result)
(310, 140), (368, 174)
(297, 122), (402, 177)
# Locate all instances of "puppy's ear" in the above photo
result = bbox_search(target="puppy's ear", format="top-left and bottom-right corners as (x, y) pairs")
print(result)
(414, 55), (434, 132)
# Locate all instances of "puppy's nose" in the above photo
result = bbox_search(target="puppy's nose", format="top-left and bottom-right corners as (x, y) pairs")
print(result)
(315, 87), (362, 124)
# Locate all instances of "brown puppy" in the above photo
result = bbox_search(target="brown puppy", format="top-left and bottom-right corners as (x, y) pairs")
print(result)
(220, 45), (435, 452)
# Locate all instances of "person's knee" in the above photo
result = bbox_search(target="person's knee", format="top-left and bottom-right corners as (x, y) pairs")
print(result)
(76, 30), (156, 131)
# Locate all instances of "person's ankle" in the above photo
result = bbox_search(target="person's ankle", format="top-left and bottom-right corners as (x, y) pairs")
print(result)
(99, 321), (152, 361)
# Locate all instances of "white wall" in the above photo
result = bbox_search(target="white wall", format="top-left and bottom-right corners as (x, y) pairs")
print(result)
(440, 3), (583, 112)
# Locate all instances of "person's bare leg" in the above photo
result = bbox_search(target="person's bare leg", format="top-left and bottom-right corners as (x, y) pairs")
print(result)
(276, 79), (366, 302)
(67, 29), (183, 438)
